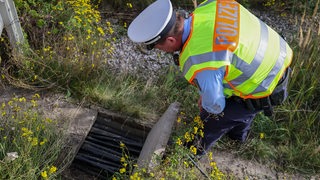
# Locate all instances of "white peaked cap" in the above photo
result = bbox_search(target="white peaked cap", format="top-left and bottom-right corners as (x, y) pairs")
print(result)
(128, 0), (175, 45)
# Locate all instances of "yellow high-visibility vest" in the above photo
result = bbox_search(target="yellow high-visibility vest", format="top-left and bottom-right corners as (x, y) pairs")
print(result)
(179, 0), (293, 99)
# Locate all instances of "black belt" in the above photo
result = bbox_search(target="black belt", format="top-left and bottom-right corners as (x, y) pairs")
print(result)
(231, 96), (273, 116)
(231, 68), (291, 116)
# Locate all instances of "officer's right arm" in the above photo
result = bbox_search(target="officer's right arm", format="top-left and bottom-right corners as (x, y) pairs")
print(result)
(195, 68), (226, 114)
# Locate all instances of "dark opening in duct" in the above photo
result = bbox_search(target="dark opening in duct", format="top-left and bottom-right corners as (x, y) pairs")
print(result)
(69, 112), (150, 179)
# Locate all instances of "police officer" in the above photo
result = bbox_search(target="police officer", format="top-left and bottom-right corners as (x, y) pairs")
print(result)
(128, 0), (293, 155)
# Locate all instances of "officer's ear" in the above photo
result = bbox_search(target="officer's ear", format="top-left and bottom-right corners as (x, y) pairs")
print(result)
(165, 36), (178, 46)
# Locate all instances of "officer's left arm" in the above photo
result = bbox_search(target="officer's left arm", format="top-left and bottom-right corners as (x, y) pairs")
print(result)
(194, 68), (226, 114)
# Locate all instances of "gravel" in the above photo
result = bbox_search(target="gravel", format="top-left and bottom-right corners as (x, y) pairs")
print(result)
(105, 37), (172, 80)
(103, 8), (319, 80)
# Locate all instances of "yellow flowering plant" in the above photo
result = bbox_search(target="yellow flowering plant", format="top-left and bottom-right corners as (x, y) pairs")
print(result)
(112, 142), (156, 180)
(6, 0), (121, 92)
(0, 95), (65, 179)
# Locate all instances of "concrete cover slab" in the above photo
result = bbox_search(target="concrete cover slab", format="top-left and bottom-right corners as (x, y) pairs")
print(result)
(137, 102), (180, 169)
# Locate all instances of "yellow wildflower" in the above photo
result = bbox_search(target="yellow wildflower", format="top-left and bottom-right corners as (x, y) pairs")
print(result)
(184, 161), (189, 167)
(8, 101), (13, 106)
(43, 46), (51, 52)
(31, 137), (38, 146)
(199, 129), (204, 138)
(130, 172), (140, 180)
(41, 171), (48, 179)
(19, 97), (26, 102)
(31, 100), (38, 107)
(193, 126), (198, 134)
(208, 151), (213, 160)
(97, 27), (105, 35)
(49, 166), (57, 174)
(40, 138), (48, 146)
(108, 27), (114, 34)
(126, 3), (133, 8)
(260, 133), (265, 139)
(45, 118), (53, 123)
(32, 93), (40, 99)
(14, 106), (21, 112)
(177, 116), (181, 123)
(176, 138), (183, 146)
(184, 132), (191, 142)
(119, 168), (126, 174)
(210, 161), (217, 168)
(21, 127), (33, 137)
(120, 142), (125, 147)
(190, 145), (197, 155)
(67, 36), (74, 41)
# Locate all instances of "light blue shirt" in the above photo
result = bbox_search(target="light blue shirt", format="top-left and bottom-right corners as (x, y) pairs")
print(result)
(182, 17), (226, 114)
(195, 69), (226, 114)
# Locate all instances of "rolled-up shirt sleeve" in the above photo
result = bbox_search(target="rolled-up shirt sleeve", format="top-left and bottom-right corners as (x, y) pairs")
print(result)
(195, 68), (226, 114)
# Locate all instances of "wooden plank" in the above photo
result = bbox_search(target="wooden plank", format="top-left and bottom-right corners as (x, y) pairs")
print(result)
(0, 0), (24, 48)
(0, 15), (3, 35)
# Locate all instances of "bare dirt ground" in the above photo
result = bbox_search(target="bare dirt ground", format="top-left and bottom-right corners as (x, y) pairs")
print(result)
(1, 86), (319, 180)
(199, 150), (318, 180)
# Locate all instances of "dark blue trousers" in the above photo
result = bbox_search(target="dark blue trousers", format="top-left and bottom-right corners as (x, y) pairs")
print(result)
(199, 98), (261, 154)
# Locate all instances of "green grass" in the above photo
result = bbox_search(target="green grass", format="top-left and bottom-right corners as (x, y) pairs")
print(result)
(0, 0), (319, 178)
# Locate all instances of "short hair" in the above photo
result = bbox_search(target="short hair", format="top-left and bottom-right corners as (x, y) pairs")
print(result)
(168, 11), (185, 36)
